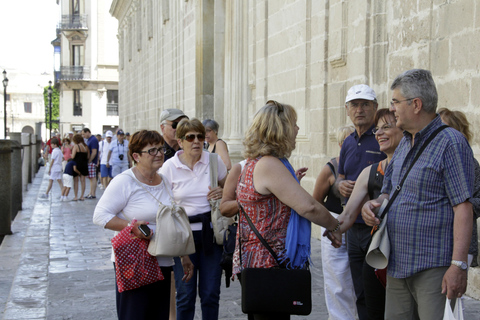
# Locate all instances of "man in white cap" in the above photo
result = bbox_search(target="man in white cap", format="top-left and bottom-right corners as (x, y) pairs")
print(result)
(99, 130), (113, 189)
(160, 108), (189, 161)
(333, 84), (386, 320)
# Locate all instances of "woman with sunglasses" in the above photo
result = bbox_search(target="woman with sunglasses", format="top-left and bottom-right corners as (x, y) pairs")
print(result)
(93, 130), (193, 320)
(159, 118), (228, 320)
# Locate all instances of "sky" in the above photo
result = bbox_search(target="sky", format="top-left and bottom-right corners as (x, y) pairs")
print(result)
(0, 0), (60, 75)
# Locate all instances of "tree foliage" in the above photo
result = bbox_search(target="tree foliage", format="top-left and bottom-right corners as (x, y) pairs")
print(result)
(43, 86), (60, 131)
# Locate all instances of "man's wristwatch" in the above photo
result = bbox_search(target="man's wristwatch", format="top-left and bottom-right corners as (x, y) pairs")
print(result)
(451, 260), (468, 271)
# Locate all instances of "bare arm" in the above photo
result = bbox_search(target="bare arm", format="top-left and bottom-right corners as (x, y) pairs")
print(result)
(442, 201), (473, 299)
(254, 156), (338, 230)
(312, 164), (335, 204)
(71, 145), (78, 159)
(107, 150), (112, 168)
(220, 163), (242, 217)
(214, 140), (232, 171)
(104, 216), (152, 240)
(337, 166), (371, 232)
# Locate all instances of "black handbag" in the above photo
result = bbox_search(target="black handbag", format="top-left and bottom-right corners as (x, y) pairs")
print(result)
(239, 205), (312, 315)
(219, 222), (237, 288)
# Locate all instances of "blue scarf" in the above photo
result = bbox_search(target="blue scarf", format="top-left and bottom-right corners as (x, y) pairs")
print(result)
(279, 158), (311, 269)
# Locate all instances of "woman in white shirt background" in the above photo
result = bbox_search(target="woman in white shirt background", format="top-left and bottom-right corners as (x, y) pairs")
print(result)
(93, 130), (193, 320)
(160, 118), (227, 320)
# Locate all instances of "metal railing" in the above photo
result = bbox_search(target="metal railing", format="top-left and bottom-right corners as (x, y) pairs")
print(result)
(107, 104), (119, 116)
(59, 66), (90, 81)
(58, 14), (88, 30)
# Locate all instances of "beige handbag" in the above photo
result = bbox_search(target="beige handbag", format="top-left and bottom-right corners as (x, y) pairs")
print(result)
(133, 174), (195, 257)
(209, 153), (234, 245)
(365, 199), (390, 269)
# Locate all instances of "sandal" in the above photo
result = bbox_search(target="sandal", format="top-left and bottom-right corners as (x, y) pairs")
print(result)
(85, 195), (96, 199)
(79, 198), (85, 201)
(72, 199), (78, 201)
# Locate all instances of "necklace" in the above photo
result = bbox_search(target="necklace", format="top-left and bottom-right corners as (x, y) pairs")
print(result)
(135, 167), (156, 184)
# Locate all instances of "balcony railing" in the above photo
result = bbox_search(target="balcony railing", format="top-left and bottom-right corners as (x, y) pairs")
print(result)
(107, 103), (119, 116)
(60, 66), (90, 81)
(58, 14), (88, 30)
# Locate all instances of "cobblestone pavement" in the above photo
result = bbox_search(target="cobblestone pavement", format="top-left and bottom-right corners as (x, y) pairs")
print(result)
(1, 167), (480, 319)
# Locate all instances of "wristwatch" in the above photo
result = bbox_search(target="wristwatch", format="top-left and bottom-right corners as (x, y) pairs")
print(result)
(451, 260), (468, 271)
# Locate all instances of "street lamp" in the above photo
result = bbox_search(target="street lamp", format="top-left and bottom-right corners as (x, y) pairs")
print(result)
(48, 80), (52, 140)
(2, 70), (8, 139)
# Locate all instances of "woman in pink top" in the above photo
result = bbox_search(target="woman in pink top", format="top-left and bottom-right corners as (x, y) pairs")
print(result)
(62, 138), (72, 161)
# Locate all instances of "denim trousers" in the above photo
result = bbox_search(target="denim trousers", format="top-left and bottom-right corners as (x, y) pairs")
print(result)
(347, 223), (386, 320)
(173, 230), (223, 320)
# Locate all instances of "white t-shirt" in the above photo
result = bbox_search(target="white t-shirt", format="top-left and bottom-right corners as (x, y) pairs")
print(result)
(51, 147), (63, 173)
(108, 140), (129, 165)
(99, 140), (112, 165)
(93, 169), (174, 266)
(159, 150), (227, 231)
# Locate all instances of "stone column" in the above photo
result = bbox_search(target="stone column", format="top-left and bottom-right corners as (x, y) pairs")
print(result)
(10, 140), (22, 218)
(0, 140), (14, 235)
(21, 134), (31, 190)
(30, 134), (36, 181)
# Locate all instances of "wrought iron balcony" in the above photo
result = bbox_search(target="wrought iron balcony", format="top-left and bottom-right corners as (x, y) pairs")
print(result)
(107, 104), (119, 116)
(58, 14), (88, 30)
(60, 66), (90, 81)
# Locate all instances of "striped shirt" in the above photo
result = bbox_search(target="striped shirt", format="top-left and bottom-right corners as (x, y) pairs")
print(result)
(382, 115), (474, 278)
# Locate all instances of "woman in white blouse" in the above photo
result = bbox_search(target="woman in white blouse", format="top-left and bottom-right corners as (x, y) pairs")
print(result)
(160, 119), (227, 320)
(93, 130), (193, 320)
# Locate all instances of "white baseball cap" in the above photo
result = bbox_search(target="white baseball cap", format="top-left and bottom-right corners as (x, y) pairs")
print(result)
(106, 131), (113, 137)
(345, 84), (377, 103)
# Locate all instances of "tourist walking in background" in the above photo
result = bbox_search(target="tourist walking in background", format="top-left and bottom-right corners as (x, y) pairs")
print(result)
(61, 159), (80, 201)
(71, 133), (89, 201)
(99, 130), (114, 189)
(82, 128), (99, 199)
(40, 137), (64, 200)
(107, 130), (131, 178)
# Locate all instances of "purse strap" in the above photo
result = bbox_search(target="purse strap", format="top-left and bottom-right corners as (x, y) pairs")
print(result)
(378, 125), (448, 220)
(209, 152), (218, 188)
(129, 170), (176, 207)
(239, 204), (281, 265)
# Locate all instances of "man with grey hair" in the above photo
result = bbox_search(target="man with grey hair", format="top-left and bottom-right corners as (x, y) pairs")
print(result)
(160, 108), (188, 161)
(362, 69), (474, 319)
(334, 84), (386, 320)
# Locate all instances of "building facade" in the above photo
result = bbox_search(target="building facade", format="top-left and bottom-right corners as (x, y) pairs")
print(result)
(0, 69), (50, 141)
(55, 0), (119, 135)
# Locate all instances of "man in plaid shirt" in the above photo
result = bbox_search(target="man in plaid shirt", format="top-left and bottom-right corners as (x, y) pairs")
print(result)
(362, 69), (474, 319)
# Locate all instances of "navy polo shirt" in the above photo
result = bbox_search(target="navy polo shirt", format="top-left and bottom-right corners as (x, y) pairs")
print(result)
(338, 124), (386, 223)
(64, 160), (78, 177)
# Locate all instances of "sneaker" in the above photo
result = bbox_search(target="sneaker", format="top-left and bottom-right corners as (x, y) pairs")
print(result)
(85, 194), (96, 199)
(39, 194), (48, 199)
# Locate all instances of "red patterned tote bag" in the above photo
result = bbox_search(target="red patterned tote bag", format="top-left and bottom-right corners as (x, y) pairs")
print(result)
(112, 220), (164, 292)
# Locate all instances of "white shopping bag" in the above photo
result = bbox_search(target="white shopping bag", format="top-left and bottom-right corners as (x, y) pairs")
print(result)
(443, 298), (464, 320)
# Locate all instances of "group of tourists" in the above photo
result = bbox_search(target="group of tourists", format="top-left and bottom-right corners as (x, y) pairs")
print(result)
(91, 68), (478, 320)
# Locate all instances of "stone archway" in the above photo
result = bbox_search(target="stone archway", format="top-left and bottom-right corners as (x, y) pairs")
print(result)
(22, 126), (34, 134)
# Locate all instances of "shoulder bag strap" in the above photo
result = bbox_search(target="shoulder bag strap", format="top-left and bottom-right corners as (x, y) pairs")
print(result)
(326, 162), (336, 178)
(378, 125), (448, 219)
(129, 172), (176, 206)
(239, 204), (281, 265)
(209, 152), (218, 188)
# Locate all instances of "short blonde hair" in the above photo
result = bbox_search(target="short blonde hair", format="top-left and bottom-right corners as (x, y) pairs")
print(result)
(243, 100), (297, 159)
(336, 125), (355, 146)
(175, 118), (206, 140)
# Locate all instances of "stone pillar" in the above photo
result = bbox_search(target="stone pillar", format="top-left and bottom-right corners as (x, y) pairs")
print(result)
(21, 134), (31, 190)
(9, 133), (23, 217)
(36, 137), (42, 174)
(0, 140), (14, 235)
(30, 134), (36, 181)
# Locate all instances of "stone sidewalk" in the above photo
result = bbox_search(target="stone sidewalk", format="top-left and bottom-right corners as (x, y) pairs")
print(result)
(1, 167), (480, 319)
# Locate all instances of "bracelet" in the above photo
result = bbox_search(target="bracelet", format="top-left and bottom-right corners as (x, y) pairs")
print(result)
(329, 219), (341, 233)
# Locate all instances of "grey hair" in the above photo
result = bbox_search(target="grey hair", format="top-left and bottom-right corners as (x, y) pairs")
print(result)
(202, 119), (219, 134)
(390, 69), (438, 113)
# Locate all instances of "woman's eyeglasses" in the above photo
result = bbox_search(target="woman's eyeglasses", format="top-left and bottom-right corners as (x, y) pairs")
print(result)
(139, 147), (166, 156)
(183, 134), (205, 142)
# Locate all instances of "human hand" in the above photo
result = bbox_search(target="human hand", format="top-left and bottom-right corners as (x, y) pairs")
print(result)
(295, 167), (308, 182)
(207, 186), (223, 201)
(338, 180), (355, 198)
(442, 265), (467, 299)
(361, 200), (381, 226)
(323, 229), (342, 248)
(131, 220), (153, 240)
(181, 255), (194, 282)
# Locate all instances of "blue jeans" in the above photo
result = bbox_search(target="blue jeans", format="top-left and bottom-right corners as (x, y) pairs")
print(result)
(173, 230), (223, 320)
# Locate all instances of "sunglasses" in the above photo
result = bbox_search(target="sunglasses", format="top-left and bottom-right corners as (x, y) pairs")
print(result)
(183, 134), (205, 142)
(139, 147), (166, 156)
(169, 122), (179, 129)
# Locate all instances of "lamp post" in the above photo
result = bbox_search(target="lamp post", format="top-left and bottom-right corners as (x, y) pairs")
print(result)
(2, 70), (8, 139)
(48, 81), (52, 140)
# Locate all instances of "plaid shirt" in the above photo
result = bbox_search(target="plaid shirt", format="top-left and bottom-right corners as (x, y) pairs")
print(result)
(382, 116), (474, 278)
